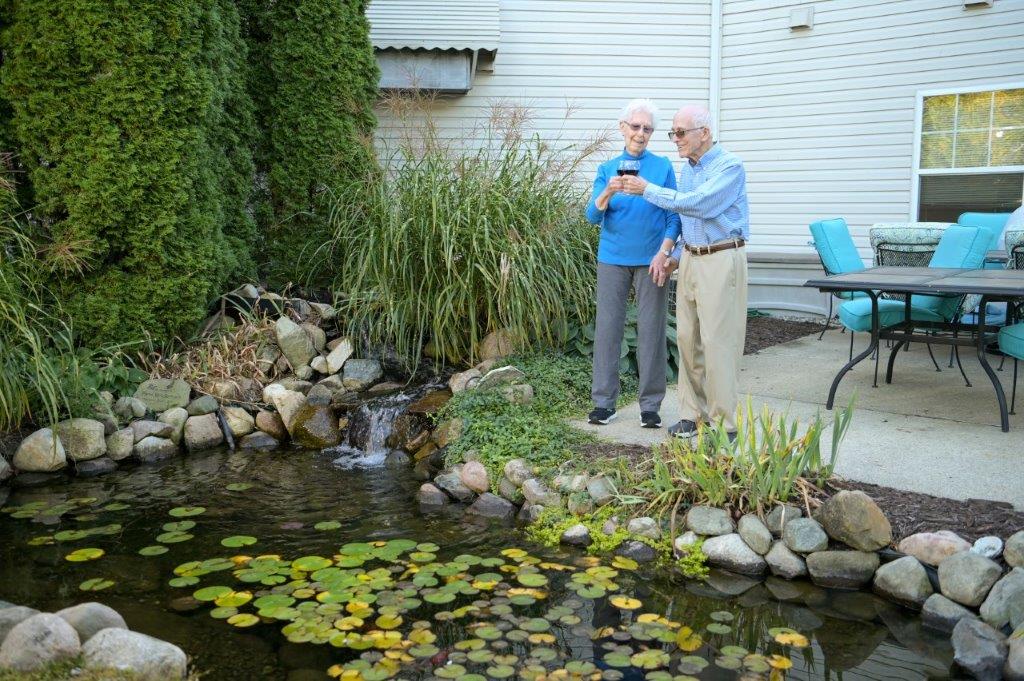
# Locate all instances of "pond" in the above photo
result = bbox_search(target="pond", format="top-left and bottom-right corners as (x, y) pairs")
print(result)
(0, 449), (956, 680)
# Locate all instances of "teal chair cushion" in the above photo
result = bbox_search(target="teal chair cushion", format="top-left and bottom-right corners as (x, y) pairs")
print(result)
(998, 323), (1024, 361)
(810, 218), (864, 275)
(916, 225), (993, 320)
(957, 212), (1011, 247)
(838, 297), (947, 332)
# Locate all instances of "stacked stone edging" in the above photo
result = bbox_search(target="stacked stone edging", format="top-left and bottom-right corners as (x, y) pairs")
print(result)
(0, 600), (187, 678)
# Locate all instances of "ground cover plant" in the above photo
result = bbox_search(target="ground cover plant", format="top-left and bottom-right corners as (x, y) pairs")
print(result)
(320, 99), (606, 368)
(437, 353), (636, 488)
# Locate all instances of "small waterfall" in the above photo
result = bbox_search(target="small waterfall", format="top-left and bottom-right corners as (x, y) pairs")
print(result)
(329, 392), (411, 468)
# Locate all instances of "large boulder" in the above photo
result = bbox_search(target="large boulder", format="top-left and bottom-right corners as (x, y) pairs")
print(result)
(129, 420), (173, 442)
(476, 366), (526, 392)
(460, 461), (490, 494)
(765, 504), (803, 535)
(82, 627), (188, 680)
(265, 386), (306, 431)
(0, 456), (10, 482)
(158, 407), (188, 445)
(980, 567), (1024, 630)
(503, 458), (532, 486)
(951, 617), (1008, 681)
(0, 613), (80, 671)
(783, 517), (828, 554)
(56, 602), (127, 643)
(898, 530), (972, 567)
(54, 418), (106, 462)
(872, 555), (933, 609)
(239, 432), (279, 450)
(300, 322), (326, 353)
(702, 533), (768, 576)
(417, 483), (448, 506)
(432, 418), (463, 448)
(186, 395), (219, 416)
(289, 404), (340, 449)
(466, 493), (515, 521)
(449, 367), (482, 393)
(561, 524), (592, 548)
(814, 490), (892, 551)
(686, 505), (734, 536)
(133, 436), (179, 463)
(479, 328), (516, 360)
(0, 606), (39, 642)
(806, 551), (880, 589)
(616, 540), (658, 564)
(521, 479), (561, 507)
(1007, 634), (1024, 681)
(1006, 530), (1024, 569)
(342, 359), (383, 391)
(434, 472), (476, 503)
(74, 457), (117, 477)
(939, 551), (1002, 608)
(13, 428), (66, 472)
(255, 410), (288, 441)
(765, 541), (807, 580)
(922, 593), (977, 633)
(134, 378), (190, 413)
(222, 407), (255, 438)
(325, 337), (354, 375)
(104, 428), (134, 462)
(275, 316), (316, 369)
(184, 414), (224, 452)
(738, 515), (772, 555)
(627, 517), (661, 540)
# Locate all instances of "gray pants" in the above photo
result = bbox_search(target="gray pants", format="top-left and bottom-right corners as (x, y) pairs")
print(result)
(591, 262), (668, 412)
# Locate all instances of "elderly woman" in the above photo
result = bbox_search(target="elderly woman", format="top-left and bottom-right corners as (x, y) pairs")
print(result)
(584, 99), (681, 428)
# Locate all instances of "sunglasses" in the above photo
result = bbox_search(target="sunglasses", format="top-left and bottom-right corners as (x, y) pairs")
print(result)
(623, 122), (655, 135)
(668, 127), (706, 140)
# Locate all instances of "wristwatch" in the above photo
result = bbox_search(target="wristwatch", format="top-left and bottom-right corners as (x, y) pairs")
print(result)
(661, 249), (672, 257)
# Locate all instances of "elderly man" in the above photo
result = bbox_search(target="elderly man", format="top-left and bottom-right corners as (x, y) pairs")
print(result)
(622, 104), (749, 439)
(584, 99), (681, 428)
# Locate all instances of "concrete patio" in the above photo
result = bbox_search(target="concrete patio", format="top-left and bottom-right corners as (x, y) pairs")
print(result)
(572, 326), (1024, 510)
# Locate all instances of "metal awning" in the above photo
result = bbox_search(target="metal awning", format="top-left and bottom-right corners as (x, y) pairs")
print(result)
(366, 0), (500, 52)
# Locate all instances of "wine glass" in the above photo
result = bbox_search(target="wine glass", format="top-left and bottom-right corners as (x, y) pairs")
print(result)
(617, 159), (641, 177)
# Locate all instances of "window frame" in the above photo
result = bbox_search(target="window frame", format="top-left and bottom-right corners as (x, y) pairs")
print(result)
(911, 81), (1024, 220)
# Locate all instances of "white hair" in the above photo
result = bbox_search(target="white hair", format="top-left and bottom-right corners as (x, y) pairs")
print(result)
(619, 98), (658, 129)
(679, 105), (714, 137)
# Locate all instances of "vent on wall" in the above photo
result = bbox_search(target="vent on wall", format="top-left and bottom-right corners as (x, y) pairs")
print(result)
(789, 6), (814, 30)
(964, 0), (994, 7)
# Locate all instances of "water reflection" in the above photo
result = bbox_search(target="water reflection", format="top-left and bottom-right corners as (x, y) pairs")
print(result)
(0, 449), (953, 680)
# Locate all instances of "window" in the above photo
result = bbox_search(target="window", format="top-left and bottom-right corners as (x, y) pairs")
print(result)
(914, 85), (1024, 223)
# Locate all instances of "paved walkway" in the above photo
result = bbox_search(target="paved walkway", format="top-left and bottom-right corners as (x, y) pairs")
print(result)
(571, 328), (1024, 510)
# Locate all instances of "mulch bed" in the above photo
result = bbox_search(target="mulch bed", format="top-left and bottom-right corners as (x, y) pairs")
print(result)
(744, 315), (822, 355)
(830, 479), (1024, 544)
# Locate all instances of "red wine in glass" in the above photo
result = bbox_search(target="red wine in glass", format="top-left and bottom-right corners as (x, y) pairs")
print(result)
(617, 159), (641, 176)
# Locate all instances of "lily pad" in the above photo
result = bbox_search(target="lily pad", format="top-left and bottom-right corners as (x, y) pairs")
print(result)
(162, 521), (196, 532)
(227, 613), (259, 628)
(168, 506), (206, 517)
(221, 535), (258, 548)
(194, 586), (233, 602)
(314, 521), (342, 531)
(706, 622), (731, 635)
(225, 483), (253, 491)
(293, 556), (332, 572)
(156, 531), (193, 544)
(168, 576), (200, 588)
(79, 578), (114, 592)
(65, 547), (104, 562)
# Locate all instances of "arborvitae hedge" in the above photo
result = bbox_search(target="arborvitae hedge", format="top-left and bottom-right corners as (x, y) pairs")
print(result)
(0, 0), (257, 345)
(243, 0), (379, 286)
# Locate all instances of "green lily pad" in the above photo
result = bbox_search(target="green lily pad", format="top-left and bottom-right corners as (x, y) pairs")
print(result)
(603, 652), (631, 667)
(79, 578), (114, 592)
(416, 542), (440, 552)
(314, 521), (341, 531)
(103, 502), (131, 511)
(225, 483), (253, 491)
(706, 622), (731, 635)
(423, 592), (455, 605)
(162, 521), (196, 532)
(168, 506), (205, 517)
(721, 645), (748, 657)
(485, 665), (515, 679)
(209, 606), (238, 619)
(434, 664), (466, 679)
(467, 649), (494, 663)
(168, 576), (200, 588)
(517, 573), (548, 587)
(715, 656), (741, 670)
(65, 547), (104, 562)
(710, 610), (735, 622)
(54, 530), (89, 541)
(292, 556), (332, 572)
(409, 644), (440, 658)
(156, 531), (193, 544)
(194, 586), (233, 601)
(221, 535), (258, 548)
(27, 536), (54, 546)
(227, 613), (259, 627)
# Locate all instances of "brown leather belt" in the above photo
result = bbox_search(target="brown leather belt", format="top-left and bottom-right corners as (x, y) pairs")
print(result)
(685, 238), (745, 256)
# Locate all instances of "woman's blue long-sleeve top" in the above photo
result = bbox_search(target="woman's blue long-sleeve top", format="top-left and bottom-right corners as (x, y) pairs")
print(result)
(585, 149), (681, 266)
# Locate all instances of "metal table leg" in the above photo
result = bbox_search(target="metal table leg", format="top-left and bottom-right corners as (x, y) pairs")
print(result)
(885, 296), (914, 384)
(975, 297), (1010, 432)
(828, 291), (878, 410)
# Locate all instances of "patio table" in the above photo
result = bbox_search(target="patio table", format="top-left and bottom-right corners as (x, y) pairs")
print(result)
(804, 267), (1024, 432)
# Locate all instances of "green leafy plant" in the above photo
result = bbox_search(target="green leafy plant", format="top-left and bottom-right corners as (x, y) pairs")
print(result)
(627, 399), (855, 520)
(317, 97), (607, 368)
(564, 301), (681, 382)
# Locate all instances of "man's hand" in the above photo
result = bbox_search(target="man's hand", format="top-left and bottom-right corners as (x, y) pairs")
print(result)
(649, 251), (668, 286)
(656, 256), (679, 287)
(621, 175), (648, 195)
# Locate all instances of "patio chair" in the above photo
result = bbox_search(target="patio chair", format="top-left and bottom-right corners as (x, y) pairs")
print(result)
(956, 212), (1013, 331)
(838, 225), (991, 385)
(808, 218), (866, 345)
(998, 323), (1023, 415)
(869, 223), (951, 268)
(1006, 230), (1024, 270)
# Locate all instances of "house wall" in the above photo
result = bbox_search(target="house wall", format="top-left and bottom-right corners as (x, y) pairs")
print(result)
(374, 0), (712, 176)
(721, 0), (1024, 259)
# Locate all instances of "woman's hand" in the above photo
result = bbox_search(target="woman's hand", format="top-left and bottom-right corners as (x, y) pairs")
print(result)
(656, 256), (679, 287)
(596, 177), (625, 211)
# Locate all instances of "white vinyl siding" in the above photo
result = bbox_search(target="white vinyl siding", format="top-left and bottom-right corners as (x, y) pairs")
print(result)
(719, 0), (1024, 257)
(372, 0), (711, 181)
(367, 0), (500, 51)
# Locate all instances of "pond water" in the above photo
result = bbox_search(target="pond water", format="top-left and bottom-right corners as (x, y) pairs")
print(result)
(0, 449), (956, 680)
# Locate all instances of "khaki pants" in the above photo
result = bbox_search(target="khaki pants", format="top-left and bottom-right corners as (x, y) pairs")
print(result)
(675, 246), (747, 432)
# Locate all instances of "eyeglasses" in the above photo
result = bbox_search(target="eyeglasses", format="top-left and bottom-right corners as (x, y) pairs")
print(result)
(623, 122), (655, 135)
(668, 127), (706, 140)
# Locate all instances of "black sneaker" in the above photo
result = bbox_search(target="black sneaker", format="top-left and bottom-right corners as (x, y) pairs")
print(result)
(588, 407), (617, 425)
(667, 419), (699, 439)
(640, 411), (662, 429)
